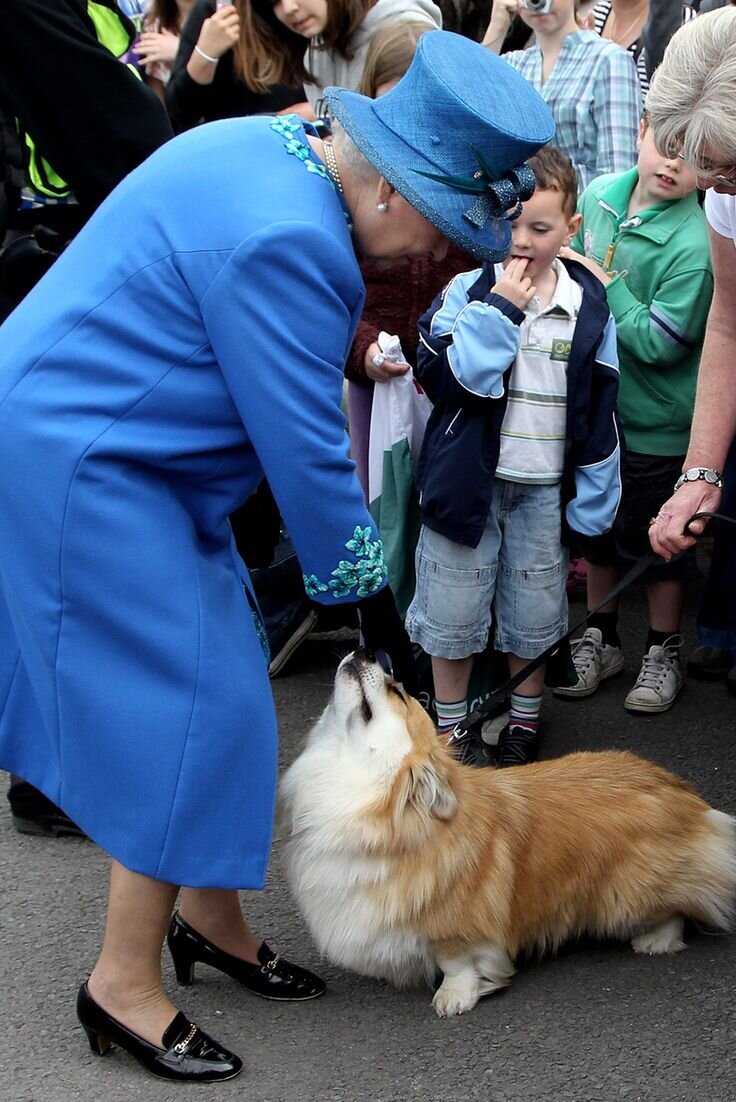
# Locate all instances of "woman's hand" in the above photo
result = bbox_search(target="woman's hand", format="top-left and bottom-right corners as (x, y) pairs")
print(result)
(358, 587), (418, 695)
(491, 257), (536, 310)
(134, 28), (180, 67)
(198, 4), (241, 60)
(648, 482), (722, 561)
(364, 341), (410, 383)
(482, 0), (519, 52)
(559, 246), (612, 286)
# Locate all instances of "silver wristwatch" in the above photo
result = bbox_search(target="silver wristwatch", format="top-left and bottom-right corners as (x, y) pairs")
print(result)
(673, 467), (723, 492)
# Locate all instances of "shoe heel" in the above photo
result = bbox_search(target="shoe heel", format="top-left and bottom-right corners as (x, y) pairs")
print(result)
(173, 958), (196, 985)
(168, 915), (199, 984)
(170, 946), (197, 986)
(82, 1024), (111, 1056)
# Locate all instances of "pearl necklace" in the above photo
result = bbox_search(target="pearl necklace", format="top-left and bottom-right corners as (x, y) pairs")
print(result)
(322, 139), (344, 195)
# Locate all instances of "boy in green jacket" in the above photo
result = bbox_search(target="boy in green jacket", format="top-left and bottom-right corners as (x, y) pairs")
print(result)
(555, 112), (713, 714)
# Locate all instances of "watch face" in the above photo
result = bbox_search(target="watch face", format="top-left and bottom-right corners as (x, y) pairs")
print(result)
(682, 468), (721, 485)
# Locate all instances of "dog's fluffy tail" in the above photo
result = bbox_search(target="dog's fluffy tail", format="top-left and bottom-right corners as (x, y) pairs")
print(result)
(692, 810), (736, 931)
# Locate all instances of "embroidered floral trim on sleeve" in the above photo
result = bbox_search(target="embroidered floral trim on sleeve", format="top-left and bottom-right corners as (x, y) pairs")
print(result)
(242, 580), (270, 664)
(303, 525), (386, 600)
(270, 115), (336, 189)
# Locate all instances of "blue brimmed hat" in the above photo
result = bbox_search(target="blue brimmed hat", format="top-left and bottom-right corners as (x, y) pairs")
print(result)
(324, 31), (555, 261)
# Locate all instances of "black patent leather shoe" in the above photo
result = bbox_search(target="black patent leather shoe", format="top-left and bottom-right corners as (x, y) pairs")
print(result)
(444, 725), (495, 768)
(8, 781), (85, 838)
(167, 911), (326, 1001)
(76, 982), (243, 1082)
(12, 807), (85, 838)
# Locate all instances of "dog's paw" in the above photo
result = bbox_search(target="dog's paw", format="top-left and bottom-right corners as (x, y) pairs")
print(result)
(631, 917), (686, 956)
(432, 981), (479, 1018)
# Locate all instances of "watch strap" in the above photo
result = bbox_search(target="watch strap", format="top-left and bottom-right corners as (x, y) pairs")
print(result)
(673, 467), (723, 492)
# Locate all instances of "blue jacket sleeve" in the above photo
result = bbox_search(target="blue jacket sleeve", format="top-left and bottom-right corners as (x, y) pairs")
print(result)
(416, 269), (525, 407)
(566, 315), (623, 538)
(200, 220), (388, 604)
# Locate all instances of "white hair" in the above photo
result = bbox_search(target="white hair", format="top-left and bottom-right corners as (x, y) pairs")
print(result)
(330, 120), (379, 184)
(647, 6), (736, 169)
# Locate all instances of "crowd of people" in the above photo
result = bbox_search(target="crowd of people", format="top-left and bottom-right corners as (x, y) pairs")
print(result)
(1, 0), (736, 1086)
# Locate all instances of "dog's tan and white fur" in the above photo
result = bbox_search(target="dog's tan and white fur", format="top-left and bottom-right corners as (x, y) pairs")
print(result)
(280, 652), (736, 1017)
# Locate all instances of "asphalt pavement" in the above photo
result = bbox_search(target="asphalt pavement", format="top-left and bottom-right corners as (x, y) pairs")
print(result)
(2, 557), (736, 1102)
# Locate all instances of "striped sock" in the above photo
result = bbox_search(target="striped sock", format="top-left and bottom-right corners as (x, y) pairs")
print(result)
(509, 691), (542, 734)
(434, 698), (468, 733)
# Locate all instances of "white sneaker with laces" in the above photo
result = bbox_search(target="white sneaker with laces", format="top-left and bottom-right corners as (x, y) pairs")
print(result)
(624, 636), (684, 713)
(553, 626), (625, 698)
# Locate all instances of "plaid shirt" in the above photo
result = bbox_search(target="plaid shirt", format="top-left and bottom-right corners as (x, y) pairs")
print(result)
(592, 1), (650, 97)
(504, 30), (641, 192)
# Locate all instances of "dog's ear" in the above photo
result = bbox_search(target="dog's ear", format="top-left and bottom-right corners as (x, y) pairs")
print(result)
(407, 760), (458, 821)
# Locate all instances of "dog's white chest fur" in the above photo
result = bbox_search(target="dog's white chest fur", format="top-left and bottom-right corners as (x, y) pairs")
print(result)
(284, 845), (434, 986)
(279, 665), (439, 986)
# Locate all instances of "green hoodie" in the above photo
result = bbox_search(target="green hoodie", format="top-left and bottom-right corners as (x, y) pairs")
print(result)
(571, 167), (713, 455)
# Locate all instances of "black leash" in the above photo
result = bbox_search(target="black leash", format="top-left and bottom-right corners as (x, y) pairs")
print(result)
(446, 511), (732, 748)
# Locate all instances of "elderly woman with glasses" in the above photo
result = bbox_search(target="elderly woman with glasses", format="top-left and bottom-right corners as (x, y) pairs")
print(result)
(647, 7), (736, 560)
(0, 32), (553, 1084)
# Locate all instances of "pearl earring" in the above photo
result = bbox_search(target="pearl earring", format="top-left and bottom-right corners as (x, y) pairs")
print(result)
(376, 202), (389, 212)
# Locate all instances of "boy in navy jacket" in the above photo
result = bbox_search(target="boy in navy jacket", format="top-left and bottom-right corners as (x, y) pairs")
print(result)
(406, 146), (622, 766)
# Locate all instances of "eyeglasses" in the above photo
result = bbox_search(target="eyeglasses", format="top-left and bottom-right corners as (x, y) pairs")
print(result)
(677, 153), (736, 187)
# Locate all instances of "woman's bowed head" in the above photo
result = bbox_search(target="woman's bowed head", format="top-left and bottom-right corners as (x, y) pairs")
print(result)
(323, 30), (555, 262)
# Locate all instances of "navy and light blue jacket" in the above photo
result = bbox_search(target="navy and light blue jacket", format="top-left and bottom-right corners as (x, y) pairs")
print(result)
(414, 256), (622, 549)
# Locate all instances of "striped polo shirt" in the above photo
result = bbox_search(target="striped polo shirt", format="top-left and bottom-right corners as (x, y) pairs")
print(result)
(495, 258), (582, 485)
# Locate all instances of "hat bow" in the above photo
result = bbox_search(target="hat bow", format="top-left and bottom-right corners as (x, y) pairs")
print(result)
(416, 145), (536, 229)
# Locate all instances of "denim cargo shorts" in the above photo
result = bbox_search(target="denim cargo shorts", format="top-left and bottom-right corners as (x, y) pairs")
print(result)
(406, 480), (568, 660)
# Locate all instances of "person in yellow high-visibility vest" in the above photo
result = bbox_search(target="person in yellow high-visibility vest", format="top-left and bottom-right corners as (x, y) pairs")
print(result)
(0, 0), (173, 836)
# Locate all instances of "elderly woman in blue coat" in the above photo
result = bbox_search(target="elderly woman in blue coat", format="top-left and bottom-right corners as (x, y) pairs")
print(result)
(0, 31), (553, 1083)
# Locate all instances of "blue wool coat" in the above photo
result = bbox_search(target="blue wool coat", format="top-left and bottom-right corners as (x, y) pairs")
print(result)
(0, 116), (384, 888)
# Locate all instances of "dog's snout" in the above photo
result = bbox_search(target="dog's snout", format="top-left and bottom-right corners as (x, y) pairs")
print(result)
(341, 647), (379, 674)
(335, 649), (387, 726)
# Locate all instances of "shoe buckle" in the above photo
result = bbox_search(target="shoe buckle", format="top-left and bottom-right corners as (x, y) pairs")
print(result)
(265, 954), (281, 971)
(173, 1022), (198, 1055)
(446, 725), (469, 746)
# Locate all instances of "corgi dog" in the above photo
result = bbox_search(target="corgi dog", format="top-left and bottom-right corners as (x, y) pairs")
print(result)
(279, 650), (736, 1017)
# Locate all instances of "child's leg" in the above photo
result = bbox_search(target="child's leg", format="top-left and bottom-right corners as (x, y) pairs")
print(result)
(431, 655), (475, 732)
(507, 653), (544, 735)
(507, 654), (545, 697)
(495, 654), (546, 768)
(646, 578), (687, 638)
(624, 578), (687, 714)
(405, 509), (501, 733)
(554, 538), (624, 700)
(585, 560), (623, 645)
(616, 453), (694, 713)
(493, 482), (567, 765)
(585, 562), (620, 614)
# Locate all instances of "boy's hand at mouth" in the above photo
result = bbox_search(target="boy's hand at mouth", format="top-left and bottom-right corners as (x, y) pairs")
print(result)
(492, 256), (536, 310)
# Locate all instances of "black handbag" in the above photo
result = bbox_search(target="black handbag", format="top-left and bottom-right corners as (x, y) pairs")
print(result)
(0, 225), (66, 315)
